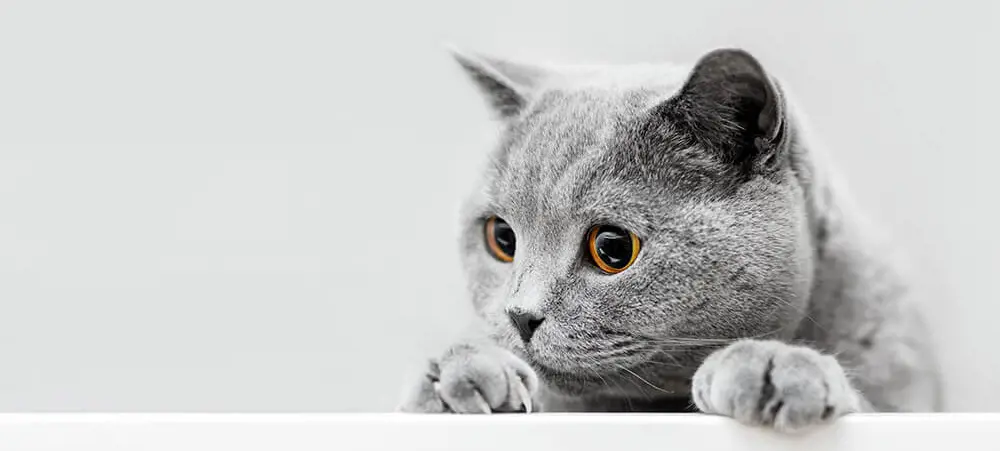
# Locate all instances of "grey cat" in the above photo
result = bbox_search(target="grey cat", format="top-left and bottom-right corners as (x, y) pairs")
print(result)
(398, 47), (943, 432)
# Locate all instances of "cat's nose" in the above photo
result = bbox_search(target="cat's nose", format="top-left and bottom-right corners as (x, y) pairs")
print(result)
(506, 306), (545, 344)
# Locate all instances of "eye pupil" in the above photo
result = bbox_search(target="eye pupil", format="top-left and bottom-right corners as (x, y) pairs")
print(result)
(485, 216), (516, 262)
(494, 222), (515, 256)
(595, 229), (630, 267)
(588, 225), (639, 273)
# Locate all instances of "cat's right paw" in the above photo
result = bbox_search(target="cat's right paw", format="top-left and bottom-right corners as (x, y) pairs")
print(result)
(397, 344), (539, 414)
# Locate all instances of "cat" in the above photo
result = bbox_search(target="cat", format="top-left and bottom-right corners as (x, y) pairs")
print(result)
(397, 46), (944, 432)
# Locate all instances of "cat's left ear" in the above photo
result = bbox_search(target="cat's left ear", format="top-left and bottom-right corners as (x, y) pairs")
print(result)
(658, 48), (789, 171)
(448, 47), (546, 120)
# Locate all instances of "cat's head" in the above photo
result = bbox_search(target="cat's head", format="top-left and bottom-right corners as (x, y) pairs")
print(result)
(452, 48), (813, 399)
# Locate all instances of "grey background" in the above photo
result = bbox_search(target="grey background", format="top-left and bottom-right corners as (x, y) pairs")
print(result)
(0, 0), (997, 412)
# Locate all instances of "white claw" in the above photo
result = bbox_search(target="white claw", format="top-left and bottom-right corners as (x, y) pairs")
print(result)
(516, 380), (532, 414)
(473, 391), (492, 414)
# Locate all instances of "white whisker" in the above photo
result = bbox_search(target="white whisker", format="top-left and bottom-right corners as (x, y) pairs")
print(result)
(614, 364), (676, 395)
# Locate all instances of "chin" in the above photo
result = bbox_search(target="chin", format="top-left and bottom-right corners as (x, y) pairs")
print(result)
(531, 362), (606, 396)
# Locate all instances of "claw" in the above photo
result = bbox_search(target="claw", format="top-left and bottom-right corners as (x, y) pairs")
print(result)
(432, 382), (454, 413)
(472, 390), (492, 414)
(515, 380), (532, 414)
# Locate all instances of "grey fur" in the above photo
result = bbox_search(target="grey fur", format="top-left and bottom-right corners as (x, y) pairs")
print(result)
(398, 47), (942, 430)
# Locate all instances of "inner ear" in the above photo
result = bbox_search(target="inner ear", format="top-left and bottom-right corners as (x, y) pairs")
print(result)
(448, 47), (546, 121)
(756, 75), (783, 143)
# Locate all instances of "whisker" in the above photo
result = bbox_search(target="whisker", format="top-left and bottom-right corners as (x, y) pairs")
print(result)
(656, 351), (687, 369)
(613, 366), (653, 402)
(739, 290), (829, 339)
(582, 356), (618, 398)
(635, 322), (798, 349)
(590, 344), (645, 361)
(592, 357), (634, 410)
(614, 364), (676, 396)
(640, 359), (687, 369)
(580, 355), (635, 410)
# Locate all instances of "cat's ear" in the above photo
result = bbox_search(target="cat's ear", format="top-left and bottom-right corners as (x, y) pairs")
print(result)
(448, 47), (546, 120)
(658, 48), (788, 170)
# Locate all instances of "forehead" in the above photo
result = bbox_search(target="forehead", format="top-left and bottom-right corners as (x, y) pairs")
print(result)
(485, 88), (669, 232)
(499, 88), (652, 180)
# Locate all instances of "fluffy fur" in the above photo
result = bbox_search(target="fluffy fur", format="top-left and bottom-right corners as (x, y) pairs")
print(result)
(398, 47), (942, 431)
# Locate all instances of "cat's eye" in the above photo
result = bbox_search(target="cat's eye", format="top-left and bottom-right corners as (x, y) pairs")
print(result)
(485, 216), (516, 262)
(587, 225), (640, 274)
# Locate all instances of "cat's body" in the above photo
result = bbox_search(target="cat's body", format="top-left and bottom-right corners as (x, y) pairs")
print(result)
(399, 48), (942, 430)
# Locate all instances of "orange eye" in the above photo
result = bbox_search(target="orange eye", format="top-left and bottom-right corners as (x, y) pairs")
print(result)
(485, 216), (515, 262)
(587, 225), (640, 274)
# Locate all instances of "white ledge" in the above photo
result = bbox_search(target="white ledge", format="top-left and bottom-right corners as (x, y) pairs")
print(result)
(0, 413), (998, 450)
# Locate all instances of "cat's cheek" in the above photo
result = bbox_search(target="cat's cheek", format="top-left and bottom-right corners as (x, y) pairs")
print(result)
(466, 264), (509, 315)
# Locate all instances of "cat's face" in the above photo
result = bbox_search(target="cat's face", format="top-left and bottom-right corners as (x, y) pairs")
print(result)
(453, 49), (813, 398)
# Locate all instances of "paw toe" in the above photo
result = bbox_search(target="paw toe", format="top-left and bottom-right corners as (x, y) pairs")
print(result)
(693, 340), (858, 431)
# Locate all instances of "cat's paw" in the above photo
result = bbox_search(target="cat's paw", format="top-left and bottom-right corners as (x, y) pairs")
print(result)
(691, 339), (862, 433)
(397, 343), (539, 414)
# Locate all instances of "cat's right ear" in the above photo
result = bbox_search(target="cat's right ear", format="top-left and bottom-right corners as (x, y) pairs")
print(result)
(448, 46), (545, 120)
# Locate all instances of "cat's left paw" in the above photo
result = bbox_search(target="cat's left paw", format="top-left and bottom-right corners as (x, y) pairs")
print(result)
(692, 339), (863, 433)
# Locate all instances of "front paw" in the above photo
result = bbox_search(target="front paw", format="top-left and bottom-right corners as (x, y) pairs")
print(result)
(692, 339), (862, 433)
(397, 343), (539, 414)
